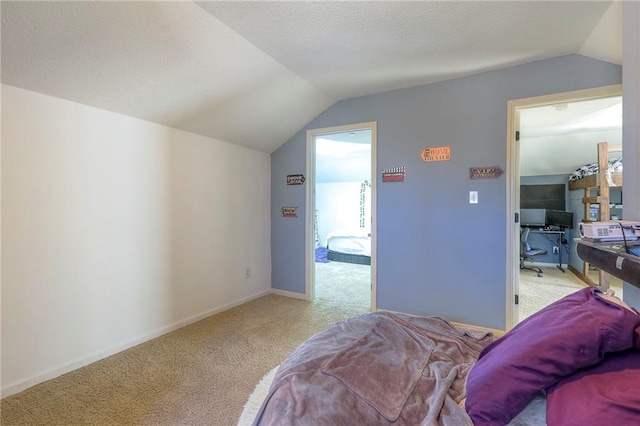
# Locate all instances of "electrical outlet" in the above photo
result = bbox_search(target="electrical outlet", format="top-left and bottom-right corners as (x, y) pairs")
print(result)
(553, 246), (559, 254)
(245, 268), (251, 279)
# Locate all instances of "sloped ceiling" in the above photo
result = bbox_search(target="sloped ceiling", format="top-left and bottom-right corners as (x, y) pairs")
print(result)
(520, 96), (622, 177)
(1, 1), (621, 154)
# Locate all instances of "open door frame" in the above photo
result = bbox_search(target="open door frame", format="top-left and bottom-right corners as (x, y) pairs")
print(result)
(505, 84), (622, 330)
(305, 121), (378, 311)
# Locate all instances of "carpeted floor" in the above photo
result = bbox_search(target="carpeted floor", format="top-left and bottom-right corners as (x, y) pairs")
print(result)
(314, 260), (371, 310)
(0, 262), (371, 426)
(518, 265), (623, 322)
(2, 260), (615, 425)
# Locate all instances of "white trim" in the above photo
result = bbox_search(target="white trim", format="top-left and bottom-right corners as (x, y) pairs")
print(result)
(378, 308), (505, 337)
(370, 123), (378, 311)
(505, 84), (622, 331)
(0, 289), (272, 398)
(449, 321), (506, 338)
(271, 289), (307, 300)
(305, 130), (315, 302)
(506, 101), (518, 331)
(305, 121), (378, 311)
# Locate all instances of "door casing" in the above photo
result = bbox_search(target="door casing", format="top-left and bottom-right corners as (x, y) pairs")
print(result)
(505, 85), (622, 330)
(305, 122), (378, 311)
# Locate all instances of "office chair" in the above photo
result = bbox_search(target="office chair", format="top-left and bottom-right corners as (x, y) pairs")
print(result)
(520, 228), (547, 277)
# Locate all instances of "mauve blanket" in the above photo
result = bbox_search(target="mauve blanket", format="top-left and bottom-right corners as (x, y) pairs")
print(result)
(252, 312), (493, 425)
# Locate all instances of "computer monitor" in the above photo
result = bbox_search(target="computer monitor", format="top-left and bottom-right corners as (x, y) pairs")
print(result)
(520, 208), (546, 227)
(545, 209), (574, 229)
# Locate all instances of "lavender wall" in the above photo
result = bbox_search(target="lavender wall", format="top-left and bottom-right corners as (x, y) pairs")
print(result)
(272, 55), (622, 329)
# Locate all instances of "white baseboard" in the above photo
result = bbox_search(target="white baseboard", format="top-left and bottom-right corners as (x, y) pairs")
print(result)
(271, 288), (308, 300)
(377, 308), (506, 338)
(1, 289), (273, 398)
(450, 321), (506, 338)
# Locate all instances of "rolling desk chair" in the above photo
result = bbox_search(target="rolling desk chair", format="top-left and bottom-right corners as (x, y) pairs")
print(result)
(520, 227), (547, 277)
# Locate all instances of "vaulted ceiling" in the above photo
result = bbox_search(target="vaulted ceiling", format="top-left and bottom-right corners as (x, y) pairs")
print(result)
(1, 1), (622, 154)
(520, 96), (622, 177)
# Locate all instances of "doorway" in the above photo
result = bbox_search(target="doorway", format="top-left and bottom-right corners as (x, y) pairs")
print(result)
(506, 85), (622, 329)
(305, 122), (377, 311)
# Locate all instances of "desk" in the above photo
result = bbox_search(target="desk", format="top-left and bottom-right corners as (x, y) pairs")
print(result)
(530, 228), (567, 272)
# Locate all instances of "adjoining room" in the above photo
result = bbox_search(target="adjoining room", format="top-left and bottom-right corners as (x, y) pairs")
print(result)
(518, 96), (624, 321)
(313, 130), (372, 313)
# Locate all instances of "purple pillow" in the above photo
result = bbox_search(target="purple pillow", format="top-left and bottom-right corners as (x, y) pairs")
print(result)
(465, 287), (640, 426)
(546, 349), (640, 426)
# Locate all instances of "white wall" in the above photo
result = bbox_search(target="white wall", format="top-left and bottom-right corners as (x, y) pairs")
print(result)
(316, 182), (370, 246)
(520, 129), (622, 177)
(1, 85), (271, 396)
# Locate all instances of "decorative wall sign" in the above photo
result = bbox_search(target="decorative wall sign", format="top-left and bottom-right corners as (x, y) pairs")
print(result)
(421, 146), (451, 162)
(287, 174), (306, 185)
(469, 165), (504, 179)
(281, 206), (298, 218)
(382, 166), (406, 182)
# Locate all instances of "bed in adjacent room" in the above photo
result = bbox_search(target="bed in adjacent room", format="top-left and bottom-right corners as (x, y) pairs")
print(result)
(323, 229), (371, 265)
(244, 287), (640, 425)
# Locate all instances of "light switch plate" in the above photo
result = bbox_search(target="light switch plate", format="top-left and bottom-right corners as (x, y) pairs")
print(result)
(469, 191), (478, 204)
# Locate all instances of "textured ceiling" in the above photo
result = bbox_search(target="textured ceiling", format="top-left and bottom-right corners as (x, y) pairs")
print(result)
(1, 1), (621, 153)
(206, 1), (616, 100)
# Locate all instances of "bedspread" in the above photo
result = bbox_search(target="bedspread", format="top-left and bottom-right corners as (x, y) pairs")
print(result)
(252, 312), (493, 425)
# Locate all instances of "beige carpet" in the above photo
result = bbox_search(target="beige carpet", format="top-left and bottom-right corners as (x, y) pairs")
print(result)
(9, 260), (610, 425)
(0, 263), (371, 426)
(518, 266), (623, 322)
(237, 366), (278, 426)
(314, 260), (371, 310)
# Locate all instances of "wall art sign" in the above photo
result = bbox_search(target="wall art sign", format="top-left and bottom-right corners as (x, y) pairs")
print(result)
(421, 146), (451, 162)
(469, 165), (504, 179)
(281, 206), (298, 218)
(287, 174), (306, 185)
(382, 166), (406, 182)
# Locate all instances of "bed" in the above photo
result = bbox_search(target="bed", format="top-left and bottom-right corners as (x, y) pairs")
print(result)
(324, 229), (371, 265)
(250, 287), (640, 425)
(568, 156), (622, 188)
(567, 141), (622, 214)
(568, 141), (623, 289)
